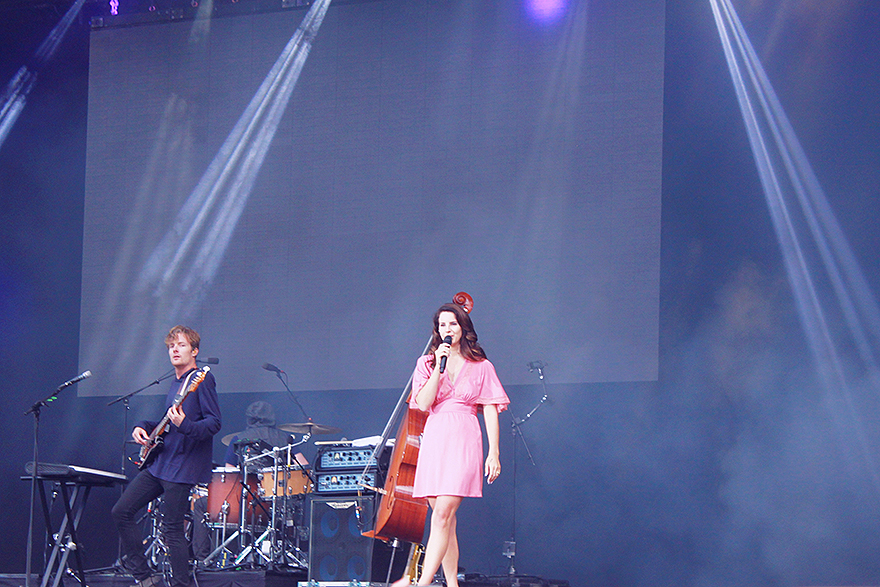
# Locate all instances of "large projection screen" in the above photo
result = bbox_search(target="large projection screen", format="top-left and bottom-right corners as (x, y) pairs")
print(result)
(80, 0), (664, 396)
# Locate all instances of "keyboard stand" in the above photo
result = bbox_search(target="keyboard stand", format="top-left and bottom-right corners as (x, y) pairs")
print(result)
(23, 464), (127, 587)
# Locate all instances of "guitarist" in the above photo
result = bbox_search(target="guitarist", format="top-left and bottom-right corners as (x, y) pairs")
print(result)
(111, 325), (222, 587)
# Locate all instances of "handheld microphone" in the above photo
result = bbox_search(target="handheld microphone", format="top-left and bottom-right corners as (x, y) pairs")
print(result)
(262, 363), (283, 374)
(439, 336), (452, 373)
(56, 370), (91, 391)
(198, 357), (220, 364)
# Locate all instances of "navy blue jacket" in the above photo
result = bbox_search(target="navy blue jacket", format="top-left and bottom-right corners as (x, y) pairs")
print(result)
(137, 368), (221, 485)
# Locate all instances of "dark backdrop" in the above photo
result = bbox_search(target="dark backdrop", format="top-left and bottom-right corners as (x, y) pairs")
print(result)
(2, 1), (880, 586)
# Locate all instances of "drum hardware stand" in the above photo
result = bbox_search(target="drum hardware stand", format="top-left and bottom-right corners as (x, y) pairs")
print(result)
(232, 489), (268, 567)
(278, 453), (312, 568)
(276, 527), (308, 570)
(233, 448), (283, 567)
(202, 460), (266, 569)
(143, 498), (170, 574)
(264, 440), (313, 568)
(236, 441), (312, 569)
(273, 490), (308, 570)
(234, 526), (272, 567)
(202, 501), (240, 568)
(504, 360), (550, 581)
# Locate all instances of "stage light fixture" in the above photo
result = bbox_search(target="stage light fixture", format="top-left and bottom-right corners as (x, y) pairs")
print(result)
(526, 0), (567, 24)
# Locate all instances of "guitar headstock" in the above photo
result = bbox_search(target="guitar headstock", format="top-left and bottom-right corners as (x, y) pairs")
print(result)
(188, 366), (209, 389)
(173, 366), (210, 404)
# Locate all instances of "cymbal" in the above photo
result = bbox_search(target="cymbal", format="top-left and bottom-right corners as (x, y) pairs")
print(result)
(278, 422), (342, 435)
(220, 431), (275, 446)
(220, 432), (241, 446)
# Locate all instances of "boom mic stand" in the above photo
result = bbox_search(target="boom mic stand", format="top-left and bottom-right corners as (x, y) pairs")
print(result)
(24, 371), (92, 587)
(106, 369), (176, 565)
(263, 364), (311, 422)
(108, 359), (216, 479)
(260, 364), (318, 568)
(108, 369), (176, 475)
(503, 361), (550, 584)
(108, 358), (215, 476)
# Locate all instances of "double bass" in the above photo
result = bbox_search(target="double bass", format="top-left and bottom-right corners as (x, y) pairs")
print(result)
(360, 293), (475, 559)
(364, 399), (428, 544)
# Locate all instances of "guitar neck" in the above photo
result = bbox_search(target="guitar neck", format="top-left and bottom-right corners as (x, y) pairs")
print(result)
(149, 414), (173, 441)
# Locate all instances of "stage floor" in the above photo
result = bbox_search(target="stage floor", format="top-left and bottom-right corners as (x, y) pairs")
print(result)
(0, 571), (568, 587)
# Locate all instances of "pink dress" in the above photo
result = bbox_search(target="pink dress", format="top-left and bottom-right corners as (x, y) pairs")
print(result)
(410, 355), (510, 498)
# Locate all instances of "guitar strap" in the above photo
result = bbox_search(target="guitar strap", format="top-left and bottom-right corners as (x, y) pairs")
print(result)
(176, 369), (198, 402)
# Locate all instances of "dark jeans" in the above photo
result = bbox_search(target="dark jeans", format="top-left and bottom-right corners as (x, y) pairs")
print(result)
(111, 470), (194, 587)
(190, 495), (211, 561)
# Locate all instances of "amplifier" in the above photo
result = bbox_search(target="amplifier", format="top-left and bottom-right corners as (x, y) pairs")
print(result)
(315, 470), (380, 494)
(307, 495), (408, 583)
(315, 445), (390, 471)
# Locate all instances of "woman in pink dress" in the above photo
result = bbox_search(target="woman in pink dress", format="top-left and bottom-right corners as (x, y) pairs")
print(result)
(395, 302), (510, 587)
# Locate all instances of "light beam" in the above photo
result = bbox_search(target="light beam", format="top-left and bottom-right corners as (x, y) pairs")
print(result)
(710, 0), (880, 490)
(0, 0), (86, 150)
(83, 0), (332, 383)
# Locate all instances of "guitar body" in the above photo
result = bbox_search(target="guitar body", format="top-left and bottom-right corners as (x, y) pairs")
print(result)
(137, 436), (165, 470)
(135, 367), (209, 470)
(366, 406), (428, 544)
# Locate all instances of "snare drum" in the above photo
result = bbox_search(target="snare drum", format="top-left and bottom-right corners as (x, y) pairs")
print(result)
(206, 467), (261, 524)
(259, 466), (311, 497)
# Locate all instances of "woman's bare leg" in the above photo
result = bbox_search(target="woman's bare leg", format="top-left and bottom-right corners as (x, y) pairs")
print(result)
(440, 513), (459, 587)
(415, 496), (462, 585)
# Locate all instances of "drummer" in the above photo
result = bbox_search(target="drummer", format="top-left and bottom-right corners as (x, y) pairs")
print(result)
(222, 401), (300, 467)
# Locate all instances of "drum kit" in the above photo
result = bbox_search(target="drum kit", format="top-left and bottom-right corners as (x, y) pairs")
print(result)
(144, 421), (341, 573)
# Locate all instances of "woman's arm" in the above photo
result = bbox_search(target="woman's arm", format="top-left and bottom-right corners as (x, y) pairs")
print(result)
(483, 403), (501, 483)
(414, 366), (441, 411)
(413, 345), (449, 411)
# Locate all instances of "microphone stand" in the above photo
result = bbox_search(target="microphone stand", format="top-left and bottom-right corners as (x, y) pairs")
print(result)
(108, 359), (214, 475)
(267, 368), (311, 422)
(260, 365), (314, 568)
(106, 369), (175, 564)
(23, 376), (90, 587)
(504, 361), (550, 583)
(108, 369), (176, 476)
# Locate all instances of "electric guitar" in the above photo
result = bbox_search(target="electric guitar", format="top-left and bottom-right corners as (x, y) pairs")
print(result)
(136, 366), (210, 470)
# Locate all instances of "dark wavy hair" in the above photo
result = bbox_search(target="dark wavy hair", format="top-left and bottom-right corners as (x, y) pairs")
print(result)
(427, 303), (487, 368)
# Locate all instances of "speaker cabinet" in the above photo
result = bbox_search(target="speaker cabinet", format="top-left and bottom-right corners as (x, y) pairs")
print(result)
(308, 495), (408, 583)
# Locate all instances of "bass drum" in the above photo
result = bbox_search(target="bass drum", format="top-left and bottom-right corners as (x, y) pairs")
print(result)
(206, 467), (264, 525)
